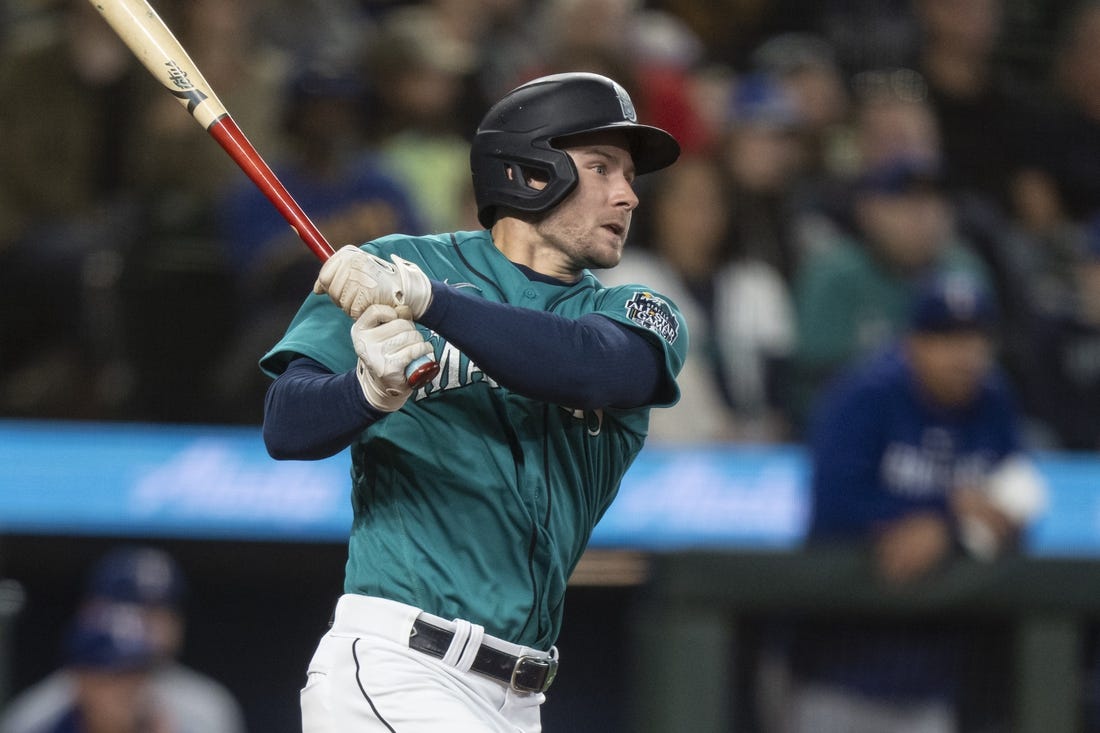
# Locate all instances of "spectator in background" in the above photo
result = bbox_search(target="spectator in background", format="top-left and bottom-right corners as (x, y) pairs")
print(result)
(910, 0), (1028, 211)
(214, 58), (421, 422)
(526, 0), (638, 81)
(628, 7), (712, 155)
(720, 72), (809, 284)
(421, 0), (538, 133)
(791, 67), (942, 265)
(218, 59), (420, 282)
(1013, 1), (1100, 235)
(0, 547), (244, 733)
(0, 0), (151, 419)
(1019, 216), (1100, 451)
(779, 274), (1047, 733)
(366, 5), (481, 233)
(909, 0), (1042, 378)
(750, 32), (850, 183)
(997, 3), (1100, 406)
(252, 0), (368, 70)
(115, 0), (279, 423)
(0, 0), (146, 248)
(829, 65), (1039, 400)
(3, 603), (169, 733)
(598, 155), (795, 443)
(816, 0), (919, 77)
(462, 0), (546, 117)
(789, 156), (990, 430)
(849, 67), (942, 172)
(748, 33), (852, 277)
(130, 0), (291, 234)
(0, 0), (288, 423)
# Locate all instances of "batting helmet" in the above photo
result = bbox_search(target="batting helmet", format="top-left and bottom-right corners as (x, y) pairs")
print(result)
(470, 72), (681, 228)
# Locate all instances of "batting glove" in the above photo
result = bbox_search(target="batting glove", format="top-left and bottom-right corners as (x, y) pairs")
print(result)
(314, 245), (433, 320)
(350, 304), (434, 412)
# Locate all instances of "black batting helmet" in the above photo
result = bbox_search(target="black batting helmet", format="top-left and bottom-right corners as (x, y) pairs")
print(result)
(470, 72), (681, 228)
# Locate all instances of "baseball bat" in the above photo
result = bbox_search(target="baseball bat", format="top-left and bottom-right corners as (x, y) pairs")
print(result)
(87, 0), (439, 388)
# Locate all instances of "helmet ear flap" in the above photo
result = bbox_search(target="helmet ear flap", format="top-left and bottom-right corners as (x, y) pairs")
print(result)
(472, 134), (579, 227)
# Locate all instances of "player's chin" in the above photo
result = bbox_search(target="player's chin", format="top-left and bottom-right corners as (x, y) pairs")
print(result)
(587, 246), (623, 271)
(590, 231), (626, 267)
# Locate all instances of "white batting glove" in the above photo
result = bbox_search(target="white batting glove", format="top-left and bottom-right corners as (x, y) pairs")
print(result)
(350, 304), (434, 412)
(313, 245), (433, 320)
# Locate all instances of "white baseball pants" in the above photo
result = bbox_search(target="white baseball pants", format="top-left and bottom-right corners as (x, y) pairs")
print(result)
(301, 594), (549, 732)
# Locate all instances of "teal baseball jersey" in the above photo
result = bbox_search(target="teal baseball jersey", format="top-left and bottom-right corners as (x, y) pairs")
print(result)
(261, 230), (687, 649)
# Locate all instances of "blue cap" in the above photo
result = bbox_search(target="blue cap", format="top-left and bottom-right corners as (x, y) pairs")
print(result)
(909, 274), (997, 333)
(855, 156), (943, 196)
(86, 547), (185, 608)
(729, 73), (801, 129)
(64, 604), (157, 671)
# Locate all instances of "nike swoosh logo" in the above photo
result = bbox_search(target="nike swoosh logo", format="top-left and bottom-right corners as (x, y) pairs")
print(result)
(443, 279), (481, 291)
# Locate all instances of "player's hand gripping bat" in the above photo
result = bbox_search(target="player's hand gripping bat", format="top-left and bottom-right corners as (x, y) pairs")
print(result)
(88, 0), (440, 388)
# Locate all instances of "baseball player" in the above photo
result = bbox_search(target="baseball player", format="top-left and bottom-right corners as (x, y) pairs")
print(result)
(782, 274), (1047, 733)
(260, 72), (686, 732)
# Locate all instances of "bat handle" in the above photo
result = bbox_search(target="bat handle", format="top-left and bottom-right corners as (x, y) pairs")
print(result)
(405, 355), (440, 388)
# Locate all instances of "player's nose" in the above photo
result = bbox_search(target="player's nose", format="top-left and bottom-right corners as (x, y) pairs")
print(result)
(612, 175), (639, 211)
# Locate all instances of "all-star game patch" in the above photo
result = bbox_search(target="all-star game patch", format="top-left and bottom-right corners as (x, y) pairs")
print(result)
(624, 291), (679, 344)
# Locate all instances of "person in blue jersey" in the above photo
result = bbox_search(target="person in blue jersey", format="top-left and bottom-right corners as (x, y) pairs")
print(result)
(1, 547), (244, 733)
(260, 72), (686, 732)
(779, 273), (1046, 733)
(34, 604), (167, 733)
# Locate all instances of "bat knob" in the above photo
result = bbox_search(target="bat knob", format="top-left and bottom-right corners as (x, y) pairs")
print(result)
(405, 355), (440, 389)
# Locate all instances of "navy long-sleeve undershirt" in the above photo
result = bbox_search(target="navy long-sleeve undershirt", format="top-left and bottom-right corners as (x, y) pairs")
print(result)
(417, 281), (670, 408)
(263, 281), (668, 459)
(263, 361), (380, 460)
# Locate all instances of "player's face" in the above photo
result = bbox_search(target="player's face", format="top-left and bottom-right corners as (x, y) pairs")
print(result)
(907, 330), (993, 407)
(856, 189), (952, 271)
(535, 130), (639, 272)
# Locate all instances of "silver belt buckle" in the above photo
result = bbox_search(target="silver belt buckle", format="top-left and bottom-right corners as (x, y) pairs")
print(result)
(510, 655), (559, 693)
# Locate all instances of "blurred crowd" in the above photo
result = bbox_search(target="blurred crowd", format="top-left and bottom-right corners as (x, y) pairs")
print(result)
(0, 0), (1097, 452)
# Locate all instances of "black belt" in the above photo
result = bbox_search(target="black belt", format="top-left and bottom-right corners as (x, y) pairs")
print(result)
(408, 619), (558, 694)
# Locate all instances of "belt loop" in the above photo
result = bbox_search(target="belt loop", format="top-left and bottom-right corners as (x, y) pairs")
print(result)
(455, 623), (485, 673)
(441, 619), (473, 667)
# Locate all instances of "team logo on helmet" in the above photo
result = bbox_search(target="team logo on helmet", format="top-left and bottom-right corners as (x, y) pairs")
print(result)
(612, 80), (637, 122)
(625, 291), (679, 343)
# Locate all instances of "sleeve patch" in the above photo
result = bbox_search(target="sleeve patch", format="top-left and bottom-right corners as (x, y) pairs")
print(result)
(624, 291), (680, 344)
